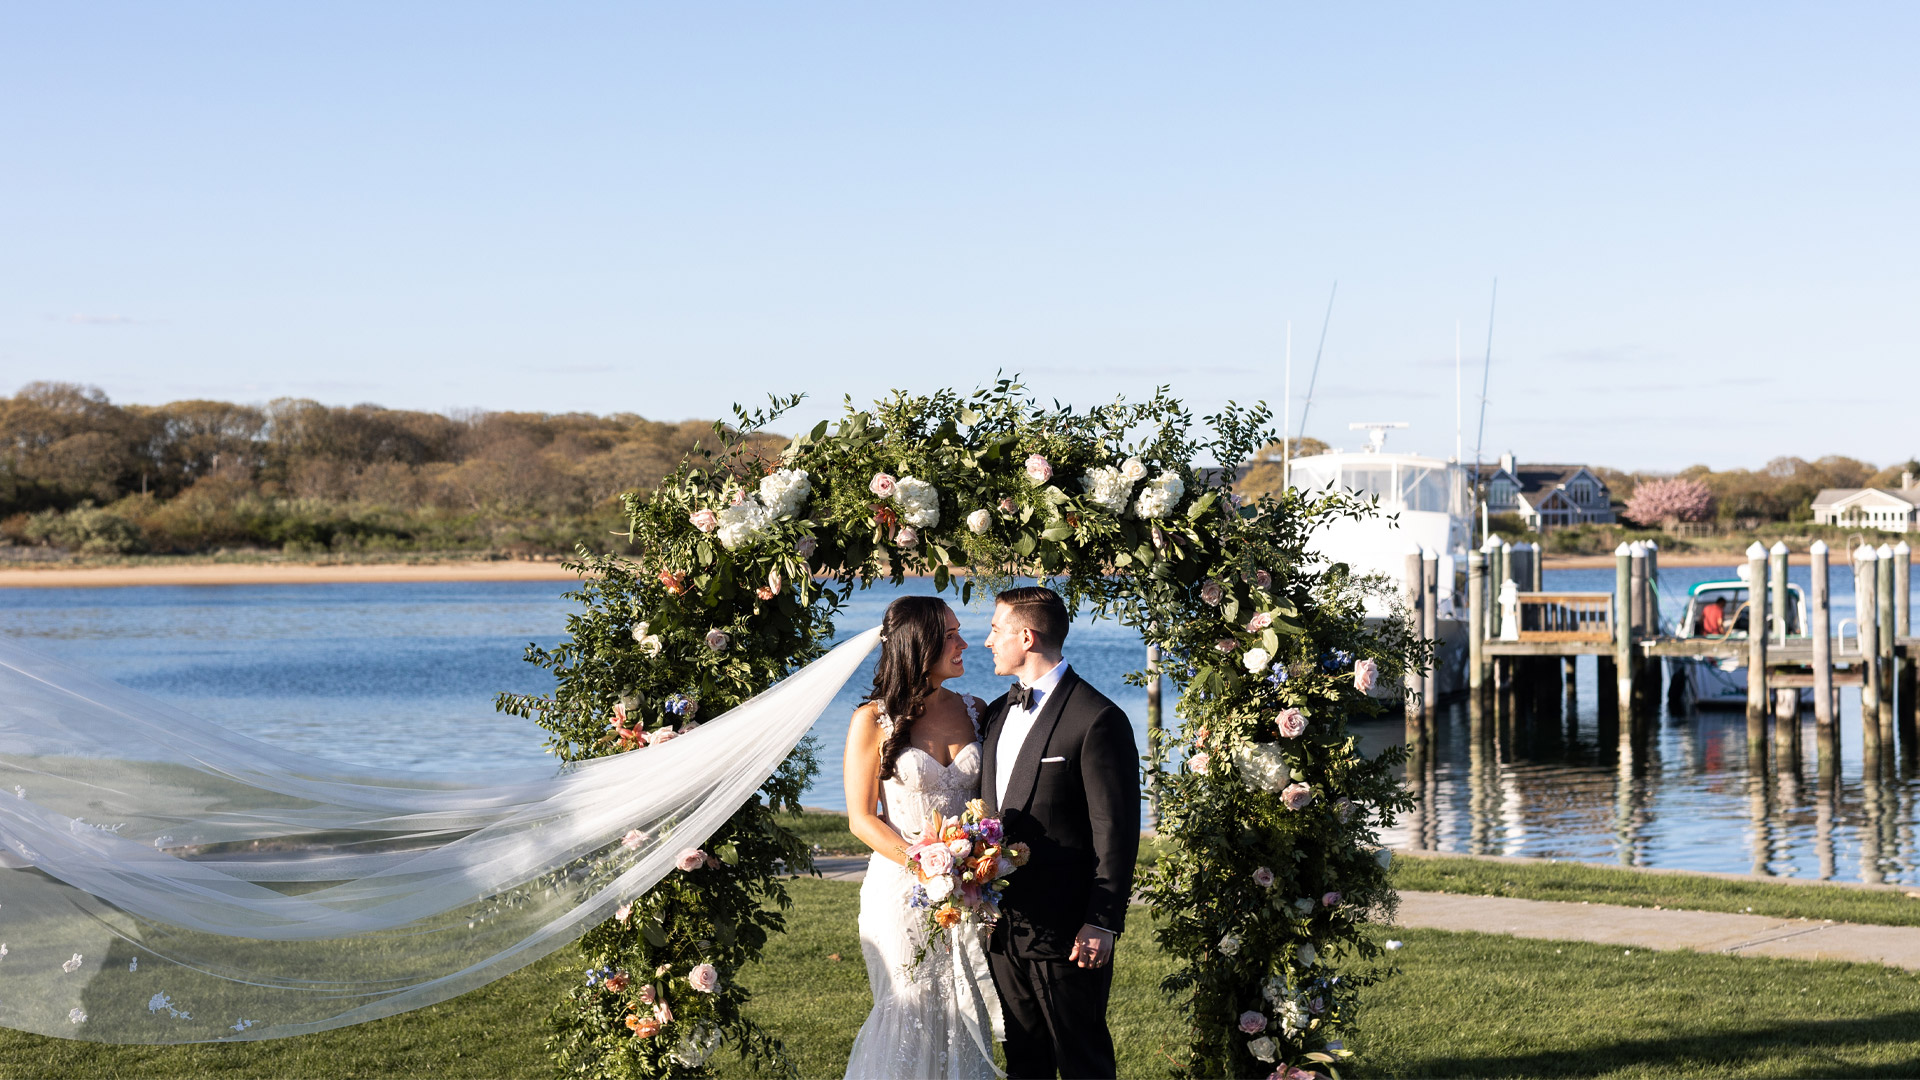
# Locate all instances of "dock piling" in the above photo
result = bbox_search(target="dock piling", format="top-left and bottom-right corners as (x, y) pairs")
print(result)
(1405, 545), (1425, 720)
(1877, 543), (1896, 748)
(1745, 542), (1769, 753)
(1467, 550), (1487, 697)
(1615, 543), (1635, 726)
(1810, 540), (1836, 773)
(1422, 548), (1440, 718)
(1857, 544), (1882, 754)
(1895, 541), (1915, 754)
(1769, 542), (1790, 644)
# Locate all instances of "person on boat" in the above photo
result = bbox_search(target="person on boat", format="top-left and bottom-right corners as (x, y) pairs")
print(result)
(1701, 598), (1727, 636)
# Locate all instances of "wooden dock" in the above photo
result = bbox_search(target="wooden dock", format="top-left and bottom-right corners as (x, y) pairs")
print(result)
(1405, 536), (1918, 772)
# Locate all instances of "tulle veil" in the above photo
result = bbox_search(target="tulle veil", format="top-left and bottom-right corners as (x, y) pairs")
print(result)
(0, 627), (881, 1043)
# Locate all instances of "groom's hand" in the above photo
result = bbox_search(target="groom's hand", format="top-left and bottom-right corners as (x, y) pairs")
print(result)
(1068, 924), (1113, 969)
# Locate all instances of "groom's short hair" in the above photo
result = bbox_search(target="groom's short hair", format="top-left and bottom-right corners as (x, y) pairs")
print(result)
(996, 586), (1069, 652)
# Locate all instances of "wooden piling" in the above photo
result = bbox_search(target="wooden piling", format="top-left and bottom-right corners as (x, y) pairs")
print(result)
(1145, 643), (1161, 827)
(1644, 541), (1661, 633)
(1467, 550), (1487, 695)
(1529, 540), (1544, 593)
(1857, 544), (1882, 753)
(1422, 548), (1440, 716)
(1405, 545), (1425, 718)
(1497, 540), (1512, 635)
(1482, 535), (1502, 642)
(1877, 543), (1897, 747)
(1810, 540), (1835, 769)
(1897, 541), (1915, 750)
(1745, 542), (1769, 752)
(1769, 541), (1790, 644)
(1629, 542), (1648, 638)
(1615, 542), (1635, 726)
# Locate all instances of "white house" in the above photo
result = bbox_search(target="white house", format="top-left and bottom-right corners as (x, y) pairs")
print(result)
(1812, 475), (1919, 532)
(1481, 453), (1616, 531)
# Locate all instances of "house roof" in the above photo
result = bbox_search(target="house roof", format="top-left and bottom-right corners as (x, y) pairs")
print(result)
(1812, 487), (1920, 511)
(1510, 465), (1603, 498)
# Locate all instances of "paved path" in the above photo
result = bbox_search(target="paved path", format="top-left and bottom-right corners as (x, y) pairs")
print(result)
(809, 855), (1920, 970)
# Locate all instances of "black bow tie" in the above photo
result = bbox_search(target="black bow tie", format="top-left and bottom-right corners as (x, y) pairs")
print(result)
(1008, 682), (1040, 711)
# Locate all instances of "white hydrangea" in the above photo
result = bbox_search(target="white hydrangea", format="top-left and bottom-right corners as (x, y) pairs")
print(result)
(715, 499), (774, 550)
(1119, 456), (1148, 483)
(1233, 742), (1293, 794)
(894, 477), (941, 527)
(1081, 466), (1133, 514)
(756, 468), (811, 519)
(1218, 932), (1242, 956)
(1132, 471), (1185, 519)
(1278, 996), (1308, 1036)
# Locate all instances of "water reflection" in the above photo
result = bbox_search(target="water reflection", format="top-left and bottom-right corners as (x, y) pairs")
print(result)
(1373, 650), (1919, 884)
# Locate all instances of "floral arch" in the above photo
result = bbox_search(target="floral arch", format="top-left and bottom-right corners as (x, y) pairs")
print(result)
(497, 382), (1414, 1079)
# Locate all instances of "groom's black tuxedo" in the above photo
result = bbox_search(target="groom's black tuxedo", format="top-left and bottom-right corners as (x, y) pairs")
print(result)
(981, 663), (1140, 1080)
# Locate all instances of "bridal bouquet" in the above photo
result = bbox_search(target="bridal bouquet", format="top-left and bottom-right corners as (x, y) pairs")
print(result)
(904, 799), (1030, 968)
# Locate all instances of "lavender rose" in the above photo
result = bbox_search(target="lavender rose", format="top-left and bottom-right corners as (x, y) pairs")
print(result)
(1238, 1010), (1266, 1034)
(705, 628), (729, 652)
(869, 473), (897, 498)
(1200, 579), (1224, 606)
(1276, 708), (1306, 738)
(1281, 782), (1315, 811)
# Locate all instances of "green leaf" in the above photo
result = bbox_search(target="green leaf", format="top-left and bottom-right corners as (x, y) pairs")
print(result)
(1261, 628), (1280, 653)
(642, 919), (668, 948)
(717, 842), (740, 865)
(1013, 532), (1038, 557)
(934, 565), (950, 590)
(1040, 524), (1074, 541)
(961, 580), (974, 605)
(1187, 491), (1218, 520)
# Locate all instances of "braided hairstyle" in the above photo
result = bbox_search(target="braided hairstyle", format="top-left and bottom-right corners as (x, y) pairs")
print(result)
(867, 595), (954, 782)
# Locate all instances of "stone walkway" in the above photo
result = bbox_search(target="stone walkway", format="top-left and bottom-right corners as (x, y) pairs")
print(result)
(809, 855), (1920, 970)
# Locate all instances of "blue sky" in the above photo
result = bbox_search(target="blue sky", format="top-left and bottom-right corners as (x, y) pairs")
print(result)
(2, 4), (1914, 471)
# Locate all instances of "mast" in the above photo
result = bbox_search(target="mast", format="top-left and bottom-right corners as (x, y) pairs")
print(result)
(1283, 320), (1292, 488)
(1297, 281), (1337, 443)
(1471, 279), (1498, 548)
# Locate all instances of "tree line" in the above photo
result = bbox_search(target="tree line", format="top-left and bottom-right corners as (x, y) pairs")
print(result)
(0, 383), (780, 556)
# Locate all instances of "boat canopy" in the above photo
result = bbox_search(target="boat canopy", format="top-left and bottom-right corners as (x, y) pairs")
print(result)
(1287, 453), (1470, 516)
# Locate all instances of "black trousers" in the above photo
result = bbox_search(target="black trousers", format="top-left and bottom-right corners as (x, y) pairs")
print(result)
(986, 947), (1116, 1080)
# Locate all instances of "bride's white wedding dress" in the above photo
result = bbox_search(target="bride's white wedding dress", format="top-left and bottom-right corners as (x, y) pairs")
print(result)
(844, 695), (1001, 1080)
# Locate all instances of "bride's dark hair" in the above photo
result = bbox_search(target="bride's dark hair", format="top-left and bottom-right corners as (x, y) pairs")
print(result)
(866, 596), (953, 782)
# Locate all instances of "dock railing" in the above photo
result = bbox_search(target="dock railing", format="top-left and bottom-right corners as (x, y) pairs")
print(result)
(1515, 591), (1614, 644)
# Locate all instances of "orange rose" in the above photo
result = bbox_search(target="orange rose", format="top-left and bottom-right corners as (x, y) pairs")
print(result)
(658, 570), (686, 596)
(626, 1015), (664, 1038)
(934, 906), (964, 929)
(943, 824), (967, 842)
(973, 856), (1000, 880)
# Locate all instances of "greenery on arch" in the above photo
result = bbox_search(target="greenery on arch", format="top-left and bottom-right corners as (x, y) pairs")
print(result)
(496, 379), (1416, 1079)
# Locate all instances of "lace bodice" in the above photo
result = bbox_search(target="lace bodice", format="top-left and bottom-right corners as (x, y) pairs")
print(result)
(878, 694), (983, 845)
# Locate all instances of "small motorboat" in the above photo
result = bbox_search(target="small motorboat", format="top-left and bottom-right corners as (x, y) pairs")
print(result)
(1669, 573), (1809, 708)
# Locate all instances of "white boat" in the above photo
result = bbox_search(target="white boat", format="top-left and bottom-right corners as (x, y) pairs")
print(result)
(1284, 423), (1472, 697)
(1669, 573), (1811, 709)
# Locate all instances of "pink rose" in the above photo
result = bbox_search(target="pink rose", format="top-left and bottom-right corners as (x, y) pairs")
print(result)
(1215, 639), (1236, 653)
(1281, 782), (1315, 811)
(916, 844), (954, 877)
(705, 628), (729, 651)
(621, 829), (648, 850)
(999, 497), (1016, 514)
(870, 473), (897, 498)
(604, 971), (631, 993)
(705, 851), (722, 869)
(638, 983), (657, 1004)
(1247, 612), (1272, 632)
(1277, 708), (1307, 739)
(1322, 891), (1342, 908)
(1238, 1010), (1267, 1034)
(647, 727), (678, 746)
(795, 536), (818, 557)
(654, 999), (673, 1023)
(1200, 580), (1224, 606)
(1024, 454), (1053, 483)
(1189, 752), (1210, 774)
(1354, 657), (1379, 693)
(895, 526), (919, 546)
(687, 962), (720, 994)
(688, 509), (718, 533)
(1255, 569), (1272, 589)
(1252, 866), (1275, 888)
(615, 902), (632, 923)
(675, 848), (706, 872)
(1196, 726), (1210, 744)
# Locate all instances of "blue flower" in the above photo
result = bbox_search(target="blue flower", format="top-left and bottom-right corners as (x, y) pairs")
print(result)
(908, 885), (931, 910)
(665, 694), (692, 717)
(1267, 668), (1289, 686)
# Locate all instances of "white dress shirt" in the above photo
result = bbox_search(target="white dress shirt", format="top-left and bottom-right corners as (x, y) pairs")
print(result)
(994, 659), (1069, 807)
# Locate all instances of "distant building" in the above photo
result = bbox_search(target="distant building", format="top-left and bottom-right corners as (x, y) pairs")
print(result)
(1481, 452), (1616, 531)
(1811, 473), (1919, 533)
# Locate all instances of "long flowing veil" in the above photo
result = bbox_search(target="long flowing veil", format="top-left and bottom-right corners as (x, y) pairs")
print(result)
(0, 627), (881, 1043)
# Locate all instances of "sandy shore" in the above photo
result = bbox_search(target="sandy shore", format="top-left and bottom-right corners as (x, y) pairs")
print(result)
(0, 560), (584, 588)
(1544, 552), (1815, 569)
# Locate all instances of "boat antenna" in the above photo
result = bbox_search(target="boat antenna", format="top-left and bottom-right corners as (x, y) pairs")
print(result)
(1282, 320), (1293, 488)
(1470, 278), (1498, 547)
(1454, 319), (1462, 464)
(1297, 281), (1337, 443)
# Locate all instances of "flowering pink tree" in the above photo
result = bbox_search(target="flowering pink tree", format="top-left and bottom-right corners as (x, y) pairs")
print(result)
(1624, 477), (1715, 526)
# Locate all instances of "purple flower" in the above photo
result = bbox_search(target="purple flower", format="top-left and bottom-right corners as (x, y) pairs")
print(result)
(1200, 580), (1224, 606)
(1253, 866), (1275, 888)
(1322, 891), (1342, 908)
(1282, 782), (1315, 811)
(1238, 1010), (1267, 1034)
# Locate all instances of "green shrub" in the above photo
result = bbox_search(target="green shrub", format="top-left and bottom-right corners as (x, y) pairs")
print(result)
(22, 503), (149, 554)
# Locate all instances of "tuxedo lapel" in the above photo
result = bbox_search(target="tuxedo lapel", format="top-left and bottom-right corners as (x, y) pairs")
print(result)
(999, 669), (1079, 816)
(980, 695), (1009, 814)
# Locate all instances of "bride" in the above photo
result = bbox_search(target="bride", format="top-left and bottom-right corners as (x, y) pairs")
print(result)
(841, 596), (1001, 1079)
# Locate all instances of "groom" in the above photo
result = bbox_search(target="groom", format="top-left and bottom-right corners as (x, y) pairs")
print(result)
(980, 586), (1140, 1080)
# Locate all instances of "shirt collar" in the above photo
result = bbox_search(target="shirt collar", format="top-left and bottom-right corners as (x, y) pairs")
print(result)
(1026, 659), (1069, 697)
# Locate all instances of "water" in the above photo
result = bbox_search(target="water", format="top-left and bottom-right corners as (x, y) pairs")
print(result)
(3, 563), (1915, 882)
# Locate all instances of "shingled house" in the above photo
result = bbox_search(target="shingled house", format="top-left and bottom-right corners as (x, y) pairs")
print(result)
(1481, 453), (1616, 531)
(1810, 473), (1919, 533)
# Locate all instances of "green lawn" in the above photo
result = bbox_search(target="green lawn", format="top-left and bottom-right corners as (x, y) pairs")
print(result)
(6, 876), (1920, 1078)
(1392, 854), (1920, 928)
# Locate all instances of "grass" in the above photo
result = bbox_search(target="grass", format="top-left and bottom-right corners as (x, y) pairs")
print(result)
(8, 875), (1920, 1078)
(1392, 854), (1920, 928)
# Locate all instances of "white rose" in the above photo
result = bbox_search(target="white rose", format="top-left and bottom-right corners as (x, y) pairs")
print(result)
(967, 508), (992, 535)
(923, 873), (955, 901)
(1247, 1036), (1277, 1063)
(894, 477), (942, 527)
(1243, 647), (1272, 674)
(1120, 456), (1148, 483)
(630, 621), (650, 643)
(947, 837), (973, 859)
(1218, 932), (1242, 956)
(639, 635), (664, 658)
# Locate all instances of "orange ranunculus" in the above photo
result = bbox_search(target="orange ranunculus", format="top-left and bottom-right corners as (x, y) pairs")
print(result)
(973, 855), (1000, 880)
(943, 823), (967, 842)
(658, 570), (686, 595)
(626, 1015), (664, 1038)
(934, 906), (964, 929)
